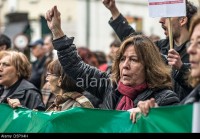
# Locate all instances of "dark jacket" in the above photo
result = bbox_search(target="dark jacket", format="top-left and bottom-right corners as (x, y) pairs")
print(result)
(52, 36), (179, 110)
(180, 84), (200, 104)
(108, 14), (193, 101)
(0, 79), (45, 111)
(29, 55), (47, 89)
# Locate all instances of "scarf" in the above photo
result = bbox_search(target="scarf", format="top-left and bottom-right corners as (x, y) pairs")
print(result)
(116, 81), (148, 110)
(46, 92), (94, 112)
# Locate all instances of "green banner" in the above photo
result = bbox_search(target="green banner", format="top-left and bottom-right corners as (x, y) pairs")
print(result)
(0, 103), (193, 133)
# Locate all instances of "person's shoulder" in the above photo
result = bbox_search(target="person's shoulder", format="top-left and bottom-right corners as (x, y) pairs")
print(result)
(180, 84), (200, 104)
(154, 87), (172, 92)
(153, 88), (180, 105)
(155, 38), (169, 48)
(153, 88), (175, 97)
(19, 79), (40, 93)
(21, 79), (36, 87)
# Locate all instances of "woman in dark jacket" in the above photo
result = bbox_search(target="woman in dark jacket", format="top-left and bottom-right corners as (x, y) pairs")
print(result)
(129, 14), (200, 123)
(0, 50), (45, 110)
(102, 0), (197, 101)
(45, 6), (179, 110)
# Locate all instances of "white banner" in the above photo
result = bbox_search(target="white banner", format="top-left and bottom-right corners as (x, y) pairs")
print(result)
(148, 0), (186, 17)
(192, 102), (200, 133)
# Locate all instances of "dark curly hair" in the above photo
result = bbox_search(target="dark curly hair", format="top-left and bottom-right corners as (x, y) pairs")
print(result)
(0, 34), (11, 49)
(111, 34), (172, 90)
(185, 0), (198, 30)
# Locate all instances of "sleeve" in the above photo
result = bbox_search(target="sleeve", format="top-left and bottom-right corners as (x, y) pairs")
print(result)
(21, 89), (46, 111)
(173, 63), (193, 93)
(52, 36), (112, 100)
(154, 90), (180, 106)
(109, 14), (137, 41)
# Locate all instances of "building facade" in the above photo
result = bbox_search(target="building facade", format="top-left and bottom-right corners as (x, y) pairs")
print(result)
(0, 0), (199, 54)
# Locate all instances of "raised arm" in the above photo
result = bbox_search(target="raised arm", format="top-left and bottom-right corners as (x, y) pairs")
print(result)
(45, 6), (64, 40)
(45, 6), (111, 100)
(102, 0), (136, 41)
(102, 0), (120, 20)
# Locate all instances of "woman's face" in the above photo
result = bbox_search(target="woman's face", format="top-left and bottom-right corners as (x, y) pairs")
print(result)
(187, 23), (200, 78)
(119, 45), (145, 86)
(0, 56), (19, 88)
(46, 72), (60, 94)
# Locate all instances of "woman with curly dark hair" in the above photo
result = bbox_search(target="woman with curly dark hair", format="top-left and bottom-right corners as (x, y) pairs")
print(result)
(45, 6), (179, 111)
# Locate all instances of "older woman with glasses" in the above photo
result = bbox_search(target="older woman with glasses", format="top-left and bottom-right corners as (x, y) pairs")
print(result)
(0, 50), (45, 110)
(45, 6), (179, 111)
(45, 59), (94, 111)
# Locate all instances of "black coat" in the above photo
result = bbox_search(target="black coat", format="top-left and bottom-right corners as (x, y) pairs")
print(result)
(29, 56), (47, 89)
(108, 14), (193, 100)
(180, 84), (200, 104)
(0, 79), (45, 111)
(52, 36), (179, 110)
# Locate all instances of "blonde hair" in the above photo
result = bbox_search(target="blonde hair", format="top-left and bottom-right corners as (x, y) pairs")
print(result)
(0, 50), (31, 80)
(188, 13), (200, 87)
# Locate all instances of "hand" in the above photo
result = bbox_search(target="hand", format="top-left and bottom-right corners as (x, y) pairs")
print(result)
(102, 0), (115, 10)
(167, 49), (183, 70)
(129, 98), (158, 123)
(7, 98), (22, 108)
(128, 107), (141, 123)
(102, 0), (120, 20)
(137, 98), (158, 116)
(45, 5), (64, 39)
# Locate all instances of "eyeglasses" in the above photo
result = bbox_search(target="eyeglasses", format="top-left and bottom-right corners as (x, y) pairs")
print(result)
(0, 62), (11, 68)
(46, 72), (60, 77)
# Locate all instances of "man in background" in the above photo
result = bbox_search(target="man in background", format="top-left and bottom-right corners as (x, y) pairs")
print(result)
(29, 39), (47, 90)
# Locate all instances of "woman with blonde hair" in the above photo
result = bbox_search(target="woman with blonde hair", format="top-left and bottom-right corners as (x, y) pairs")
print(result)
(0, 50), (45, 110)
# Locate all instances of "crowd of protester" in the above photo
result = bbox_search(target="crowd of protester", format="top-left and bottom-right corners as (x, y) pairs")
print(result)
(0, 0), (200, 130)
